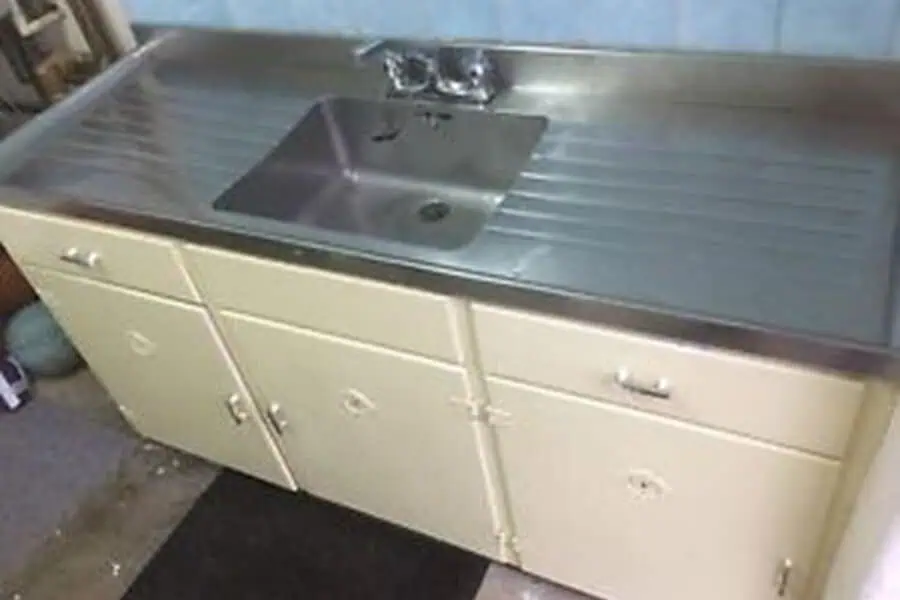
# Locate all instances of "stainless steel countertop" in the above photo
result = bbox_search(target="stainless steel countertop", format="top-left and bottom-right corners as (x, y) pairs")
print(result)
(4, 27), (900, 377)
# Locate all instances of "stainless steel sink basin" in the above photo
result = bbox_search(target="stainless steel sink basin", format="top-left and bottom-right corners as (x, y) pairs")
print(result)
(213, 96), (547, 249)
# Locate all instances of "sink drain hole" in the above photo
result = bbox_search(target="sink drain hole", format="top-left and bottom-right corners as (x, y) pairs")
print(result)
(417, 200), (452, 223)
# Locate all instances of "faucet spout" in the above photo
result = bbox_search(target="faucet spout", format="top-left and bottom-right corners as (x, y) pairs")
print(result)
(352, 39), (391, 66)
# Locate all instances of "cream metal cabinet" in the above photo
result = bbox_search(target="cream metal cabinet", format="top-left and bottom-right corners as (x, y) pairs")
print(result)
(23, 265), (295, 489)
(488, 378), (840, 600)
(218, 310), (499, 558)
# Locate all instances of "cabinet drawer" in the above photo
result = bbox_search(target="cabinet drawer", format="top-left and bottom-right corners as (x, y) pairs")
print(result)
(183, 245), (461, 362)
(491, 378), (838, 600)
(0, 207), (198, 302)
(474, 304), (863, 457)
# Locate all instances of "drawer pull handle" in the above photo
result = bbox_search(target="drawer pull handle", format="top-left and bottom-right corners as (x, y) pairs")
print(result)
(614, 368), (671, 400)
(266, 403), (289, 435)
(59, 247), (101, 269)
(225, 393), (249, 425)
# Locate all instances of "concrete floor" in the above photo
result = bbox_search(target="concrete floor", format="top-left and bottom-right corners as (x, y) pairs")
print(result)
(0, 370), (218, 600)
(1, 370), (594, 600)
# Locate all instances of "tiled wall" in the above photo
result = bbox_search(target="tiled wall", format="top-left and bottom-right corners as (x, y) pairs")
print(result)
(122, 0), (900, 59)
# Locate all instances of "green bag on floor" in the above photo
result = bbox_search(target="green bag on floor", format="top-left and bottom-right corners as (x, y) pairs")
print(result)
(5, 302), (81, 378)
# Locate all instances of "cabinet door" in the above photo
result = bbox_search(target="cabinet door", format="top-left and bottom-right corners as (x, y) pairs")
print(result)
(25, 266), (295, 489)
(489, 378), (839, 600)
(220, 311), (497, 557)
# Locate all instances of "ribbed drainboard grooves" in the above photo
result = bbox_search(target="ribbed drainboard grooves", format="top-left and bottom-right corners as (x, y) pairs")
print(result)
(491, 118), (898, 343)
(9, 68), (313, 211)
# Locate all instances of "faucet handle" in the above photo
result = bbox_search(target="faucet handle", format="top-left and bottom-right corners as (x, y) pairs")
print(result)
(458, 48), (492, 82)
(352, 39), (435, 95)
(383, 49), (434, 96)
(352, 39), (388, 65)
(435, 48), (497, 104)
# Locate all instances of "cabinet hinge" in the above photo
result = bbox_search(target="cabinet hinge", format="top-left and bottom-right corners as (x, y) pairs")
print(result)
(495, 530), (520, 564)
(451, 398), (510, 425)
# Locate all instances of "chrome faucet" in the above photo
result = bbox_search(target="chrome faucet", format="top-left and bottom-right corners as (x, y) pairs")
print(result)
(433, 47), (497, 104)
(353, 40), (435, 96)
(353, 40), (499, 105)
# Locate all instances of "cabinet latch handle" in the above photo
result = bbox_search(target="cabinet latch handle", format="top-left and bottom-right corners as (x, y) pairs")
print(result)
(225, 393), (249, 425)
(776, 558), (793, 597)
(614, 368), (671, 400)
(266, 403), (289, 435)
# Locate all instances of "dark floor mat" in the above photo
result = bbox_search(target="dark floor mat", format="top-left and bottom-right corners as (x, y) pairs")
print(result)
(124, 470), (489, 600)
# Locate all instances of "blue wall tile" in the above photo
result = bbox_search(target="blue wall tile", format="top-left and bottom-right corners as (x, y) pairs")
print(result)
(220, 0), (351, 33)
(122, 0), (229, 26)
(892, 19), (900, 57)
(223, 0), (299, 31)
(580, 0), (676, 46)
(779, 0), (899, 58)
(426, 0), (501, 41)
(679, 0), (779, 52)
(497, 0), (675, 47)
(495, 0), (582, 44)
(122, 0), (900, 60)
(332, 0), (431, 38)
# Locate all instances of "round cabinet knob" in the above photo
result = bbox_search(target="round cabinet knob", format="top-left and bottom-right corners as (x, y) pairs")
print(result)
(626, 469), (669, 501)
(126, 330), (156, 357)
(341, 389), (376, 416)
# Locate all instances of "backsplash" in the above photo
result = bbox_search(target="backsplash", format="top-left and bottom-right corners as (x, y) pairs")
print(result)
(122, 0), (900, 59)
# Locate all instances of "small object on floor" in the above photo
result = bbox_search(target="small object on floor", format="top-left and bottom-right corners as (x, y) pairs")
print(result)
(5, 302), (81, 378)
(124, 471), (490, 600)
(0, 354), (30, 412)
